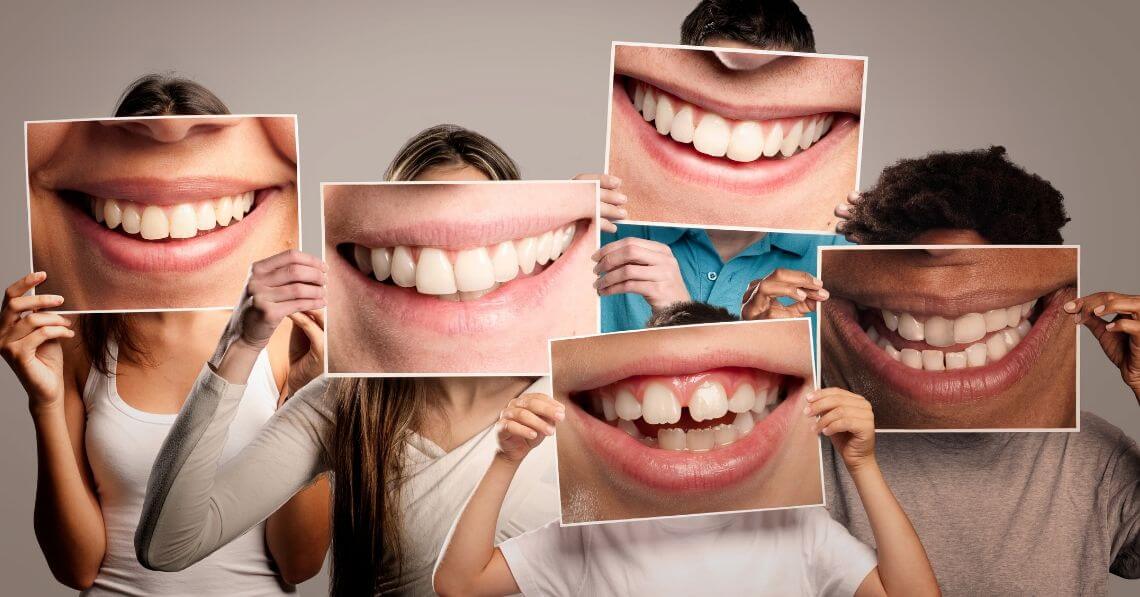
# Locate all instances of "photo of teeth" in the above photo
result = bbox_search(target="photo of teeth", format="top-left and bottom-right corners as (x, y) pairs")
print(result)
(580, 369), (786, 452)
(89, 192), (256, 240)
(862, 298), (1039, 371)
(628, 80), (835, 162)
(344, 223), (576, 301)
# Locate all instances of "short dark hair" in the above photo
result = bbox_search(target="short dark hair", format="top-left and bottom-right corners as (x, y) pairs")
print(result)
(681, 0), (815, 52)
(113, 73), (229, 117)
(647, 301), (740, 328)
(845, 146), (1069, 245)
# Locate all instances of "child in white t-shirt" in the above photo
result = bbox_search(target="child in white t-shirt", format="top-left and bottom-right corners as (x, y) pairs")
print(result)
(434, 389), (940, 597)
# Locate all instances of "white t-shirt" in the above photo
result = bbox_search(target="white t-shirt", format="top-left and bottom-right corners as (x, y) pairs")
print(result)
(499, 507), (877, 597)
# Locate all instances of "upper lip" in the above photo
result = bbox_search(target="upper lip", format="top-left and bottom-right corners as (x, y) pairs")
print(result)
(56, 176), (274, 206)
(834, 286), (1067, 318)
(339, 216), (583, 250)
(559, 348), (811, 394)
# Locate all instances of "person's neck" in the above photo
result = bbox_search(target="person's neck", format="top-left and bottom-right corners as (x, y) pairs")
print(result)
(130, 310), (229, 349)
(705, 230), (766, 262)
(436, 376), (533, 415)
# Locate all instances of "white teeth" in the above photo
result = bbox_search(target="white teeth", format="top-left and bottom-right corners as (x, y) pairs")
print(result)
(454, 247), (496, 292)
(921, 349), (945, 371)
(195, 202), (217, 231)
(215, 196), (233, 226)
(945, 351), (968, 370)
(657, 428), (686, 451)
(732, 411), (755, 435)
(726, 121), (764, 162)
(693, 113), (730, 157)
(670, 105), (696, 143)
(122, 205), (141, 234)
(415, 248), (457, 295)
(549, 229), (565, 260)
(762, 122), (783, 157)
(985, 333), (1009, 361)
(491, 242), (519, 283)
(924, 316), (954, 348)
(654, 95), (675, 135)
(966, 343), (988, 367)
(1016, 320), (1031, 338)
(535, 231), (554, 266)
(615, 389), (641, 421)
(685, 428), (716, 452)
(983, 308), (1007, 333)
(881, 309), (899, 331)
(1000, 328), (1022, 351)
(94, 198), (105, 223)
(641, 383), (682, 425)
(866, 326), (880, 343)
(1004, 305), (1022, 328)
(515, 236), (537, 275)
(353, 245), (373, 275)
(799, 118), (817, 150)
(168, 204), (196, 239)
(618, 419), (642, 439)
(726, 384), (757, 413)
(371, 248), (392, 281)
(898, 313), (925, 342)
(641, 91), (657, 122)
(714, 425), (738, 447)
(900, 348), (923, 369)
(390, 246), (417, 287)
(884, 344), (901, 361)
(633, 84), (645, 111)
(688, 381), (728, 422)
(140, 205), (169, 240)
(104, 199), (122, 229)
(779, 119), (803, 157)
(953, 313), (987, 344)
(1021, 299), (1037, 318)
(601, 396), (618, 421)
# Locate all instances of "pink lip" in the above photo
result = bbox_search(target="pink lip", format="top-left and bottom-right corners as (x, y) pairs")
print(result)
(825, 287), (1075, 407)
(613, 81), (858, 196)
(61, 177), (268, 205)
(620, 72), (853, 122)
(568, 383), (802, 492)
(333, 219), (593, 341)
(66, 187), (278, 273)
(343, 215), (583, 251)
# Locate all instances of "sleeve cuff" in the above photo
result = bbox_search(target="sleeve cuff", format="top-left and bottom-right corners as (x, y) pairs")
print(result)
(497, 537), (538, 595)
(196, 363), (248, 403)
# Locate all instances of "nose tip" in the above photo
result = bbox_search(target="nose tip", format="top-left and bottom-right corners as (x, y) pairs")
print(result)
(712, 51), (781, 71)
(101, 117), (240, 143)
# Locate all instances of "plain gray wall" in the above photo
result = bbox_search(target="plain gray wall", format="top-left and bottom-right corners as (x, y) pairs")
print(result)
(2, 0), (1137, 594)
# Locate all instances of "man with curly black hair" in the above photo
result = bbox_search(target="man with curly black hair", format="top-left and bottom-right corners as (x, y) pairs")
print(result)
(680, 0), (815, 52)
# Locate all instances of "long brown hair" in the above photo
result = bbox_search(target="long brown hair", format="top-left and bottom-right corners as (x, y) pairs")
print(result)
(328, 125), (519, 596)
(79, 74), (230, 374)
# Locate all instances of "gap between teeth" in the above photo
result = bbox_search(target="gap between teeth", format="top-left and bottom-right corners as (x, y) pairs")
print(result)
(91, 193), (255, 240)
(631, 80), (835, 162)
(349, 223), (576, 299)
(872, 299), (1038, 371)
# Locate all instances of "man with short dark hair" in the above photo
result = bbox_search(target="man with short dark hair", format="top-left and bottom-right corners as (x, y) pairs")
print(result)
(680, 0), (816, 51)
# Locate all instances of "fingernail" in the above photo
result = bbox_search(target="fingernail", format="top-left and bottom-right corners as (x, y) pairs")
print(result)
(805, 392), (817, 402)
(813, 277), (823, 286)
(848, 191), (863, 203)
(1107, 322), (1116, 330)
(529, 430), (538, 439)
(802, 406), (812, 415)
(54, 296), (64, 304)
(1063, 301), (1076, 312)
(835, 204), (850, 216)
(1093, 305), (1105, 315)
(795, 290), (807, 300)
(617, 208), (628, 219)
(35, 271), (46, 278)
(556, 411), (565, 421)
(612, 193), (628, 204)
(818, 289), (830, 299)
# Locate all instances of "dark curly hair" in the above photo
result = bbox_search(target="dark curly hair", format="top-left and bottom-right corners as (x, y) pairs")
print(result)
(647, 301), (740, 328)
(845, 146), (1069, 245)
(681, 0), (815, 52)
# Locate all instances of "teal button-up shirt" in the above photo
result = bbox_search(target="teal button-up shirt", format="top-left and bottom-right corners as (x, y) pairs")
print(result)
(600, 224), (849, 332)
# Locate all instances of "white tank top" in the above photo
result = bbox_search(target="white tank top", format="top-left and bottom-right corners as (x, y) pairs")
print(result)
(81, 342), (293, 596)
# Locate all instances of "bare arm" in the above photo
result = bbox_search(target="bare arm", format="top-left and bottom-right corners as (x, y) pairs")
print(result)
(806, 388), (940, 597)
(434, 394), (564, 597)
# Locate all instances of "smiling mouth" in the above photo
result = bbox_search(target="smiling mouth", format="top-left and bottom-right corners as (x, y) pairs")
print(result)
(338, 221), (579, 301)
(622, 76), (840, 163)
(73, 190), (261, 241)
(573, 366), (794, 451)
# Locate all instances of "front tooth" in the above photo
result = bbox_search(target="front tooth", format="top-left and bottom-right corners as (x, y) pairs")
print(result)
(353, 245), (373, 275)
(614, 389), (641, 421)
(881, 309), (899, 331)
(514, 237), (537, 274)
(966, 343), (988, 367)
(686, 428), (716, 452)
(762, 122), (783, 157)
(535, 232), (554, 265)
(688, 381), (728, 422)
(215, 196), (234, 226)
(654, 95), (675, 135)
(924, 316), (954, 347)
(491, 241), (519, 283)
(641, 90), (657, 121)
(1016, 320), (1031, 338)
(617, 419), (642, 439)
(454, 247), (495, 292)
(415, 248), (457, 295)
(642, 383), (681, 425)
(371, 247), (392, 280)
(657, 428), (687, 451)
(945, 351), (968, 370)
(953, 313), (986, 344)
(693, 113), (730, 157)
(1004, 305), (1021, 328)
(726, 384), (756, 413)
(549, 229), (565, 260)
(985, 333), (1009, 361)
(732, 411), (755, 435)
(799, 118), (817, 150)
(140, 205), (170, 240)
(714, 425), (737, 447)
(633, 83), (645, 111)
(779, 119), (803, 157)
(195, 201), (217, 231)
(898, 313), (925, 341)
(601, 396), (618, 421)
(168, 204), (197, 239)
(900, 348), (923, 369)
(103, 199), (122, 229)
(1021, 299), (1037, 318)
(726, 121), (764, 162)
(922, 349), (945, 371)
(122, 204), (142, 234)
(983, 308), (1007, 333)
(390, 246), (417, 287)
(670, 105), (696, 143)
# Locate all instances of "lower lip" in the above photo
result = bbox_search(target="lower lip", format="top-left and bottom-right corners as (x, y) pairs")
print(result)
(826, 288), (1073, 405)
(67, 190), (276, 273)
(569, 386), (800, 492)
(337, 220), (591, 336)
(614, 81), (858, 196)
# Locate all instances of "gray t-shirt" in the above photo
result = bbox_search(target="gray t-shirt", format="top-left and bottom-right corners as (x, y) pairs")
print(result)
(823, 411), (1140, 595)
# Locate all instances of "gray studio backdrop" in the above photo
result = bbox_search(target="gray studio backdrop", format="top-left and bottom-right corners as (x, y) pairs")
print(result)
(2, 1), (1137, 594)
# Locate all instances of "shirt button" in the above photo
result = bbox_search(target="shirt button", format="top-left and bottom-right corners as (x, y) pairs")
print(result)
(707, 272), (718, 281)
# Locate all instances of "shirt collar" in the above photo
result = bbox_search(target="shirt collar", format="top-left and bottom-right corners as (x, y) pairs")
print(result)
(642, 228), (814, 260)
